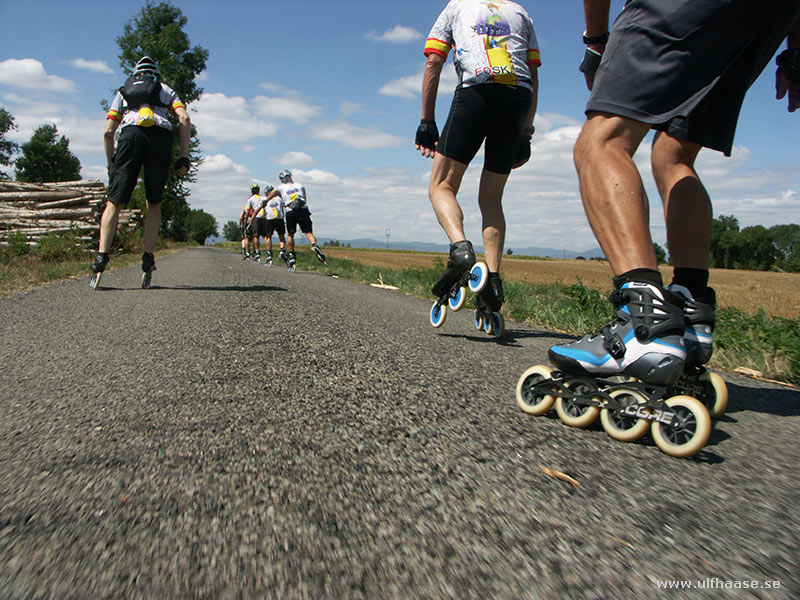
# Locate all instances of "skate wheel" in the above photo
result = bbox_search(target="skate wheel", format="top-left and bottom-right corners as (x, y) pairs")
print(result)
(483, 314), (495, 335)
(141, 271), (152, 289)
(473, 309), (485, 330)
(516, 365), (557, 415)
(430, 302), (447, 328)
(448, 286), (467, 311)
(699, 370), (728, 419)
(600, 388), (651, 442)
(489, 313), (505, 338)
(89, 272), (101, 290)
(468, 261), (488, 294)
(650, 395), (711, 458)
(555, 378), (601, 428)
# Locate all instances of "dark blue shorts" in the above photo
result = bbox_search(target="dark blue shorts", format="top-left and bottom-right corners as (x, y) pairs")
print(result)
(588, 0), (800, 155)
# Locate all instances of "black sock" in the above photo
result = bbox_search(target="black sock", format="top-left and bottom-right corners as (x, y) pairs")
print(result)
(613, 268), (663, 289)
(671, 268), (709, 299)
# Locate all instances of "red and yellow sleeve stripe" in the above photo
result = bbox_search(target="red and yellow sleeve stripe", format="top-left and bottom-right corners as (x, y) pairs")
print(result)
(527, 49), (541, 67)
(171, 100), (185, 112)
(424, 38), (451, 59)
(107, 109), (122, 123)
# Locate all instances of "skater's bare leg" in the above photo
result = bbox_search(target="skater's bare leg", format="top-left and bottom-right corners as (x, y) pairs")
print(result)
(573, 113), (655, 275)
(98, 201), (121, 254)
(651, 132), (711, 270)
(477, 169), (509, 272)
(143, 201), (160, 254)
(429, 153), (469, 244)
(287, 234), (295, 253)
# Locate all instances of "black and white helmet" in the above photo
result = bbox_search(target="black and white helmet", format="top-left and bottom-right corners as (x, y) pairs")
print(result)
(279, 169), (292, 182)
(134, 56), (161, 76)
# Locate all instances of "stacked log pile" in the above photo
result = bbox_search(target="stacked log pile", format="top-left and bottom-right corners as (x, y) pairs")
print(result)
(0, 180), (142, 245)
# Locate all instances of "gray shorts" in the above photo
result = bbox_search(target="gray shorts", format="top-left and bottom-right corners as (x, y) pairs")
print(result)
(588, 0), (800, 155)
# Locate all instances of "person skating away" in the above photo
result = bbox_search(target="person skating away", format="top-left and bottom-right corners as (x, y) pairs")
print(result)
(91, 56), (191, 289)
(238, 191), (256, 260)
(245, 184), (265, 262)
(263, 170), (326, 268)
(415, 0), (540, 315)
(547, 1), (800, 386)
(249, 185), (287, 266)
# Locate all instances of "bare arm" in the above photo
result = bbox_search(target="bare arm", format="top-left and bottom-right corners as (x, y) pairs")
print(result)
(416, 53), (445, 159)
(103, 119), (119, 170)
(776, 18), (800, 112)
(174, 105), (191, 178)
(582, 0), (611, 90)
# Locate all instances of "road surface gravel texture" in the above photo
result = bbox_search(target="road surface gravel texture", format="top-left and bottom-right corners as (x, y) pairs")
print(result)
(0, 247), (797, 599)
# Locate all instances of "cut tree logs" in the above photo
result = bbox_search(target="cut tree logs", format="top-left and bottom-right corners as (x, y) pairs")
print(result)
(0, 180), (142, 246)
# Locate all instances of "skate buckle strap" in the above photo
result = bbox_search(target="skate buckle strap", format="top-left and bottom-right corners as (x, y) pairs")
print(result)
(603, 330), (626, 359)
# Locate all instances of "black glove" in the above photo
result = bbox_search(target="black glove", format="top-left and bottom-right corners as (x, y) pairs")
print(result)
(415, 119), (439, 150)
(174, 156), (191, 172)
(514, 126), (534, 166)
(579, 48), (603, 76)
(777, 48), (800, 84)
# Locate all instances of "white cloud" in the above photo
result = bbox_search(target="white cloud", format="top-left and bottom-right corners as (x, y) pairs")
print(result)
(186, 153), (254, 222)
(367, 25), (423, 44)
(276, 151), (315, 167)
(308, 121), (405, 149)
(340, 101), (362, 117)
(0, 58), (75, 92)
(67, 59), (113, 74)
(192, 92), (278, 143)
(251, 95), (322, 124)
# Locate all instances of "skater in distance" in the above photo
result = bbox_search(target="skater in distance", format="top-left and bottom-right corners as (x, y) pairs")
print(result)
(415, 0), (540, 330)
(90, 56), (191, 290)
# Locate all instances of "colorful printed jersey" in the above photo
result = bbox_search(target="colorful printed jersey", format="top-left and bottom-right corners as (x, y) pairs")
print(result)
(263, 196), (285, 221)
(247, 194), (265, 218)
(424, 0), (541, 90)
(277, 182), (308, 213)
(106, 82), (184, 130)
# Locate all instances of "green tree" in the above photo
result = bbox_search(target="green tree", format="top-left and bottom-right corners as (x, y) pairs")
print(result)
(736, 225), (777, 271)
(114, 0), (209, 240)
(222, 220), (242, 242)
(710, 215), (740, 268)
(770, 224), (800, 272)
(653, 242), (667, 264)
(0, 107), (20, 179)
(14, 124), (81, 183)
(186, 209), (218, 245)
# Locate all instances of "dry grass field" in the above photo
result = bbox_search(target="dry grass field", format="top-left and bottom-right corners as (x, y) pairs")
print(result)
(323, 248), (800, 319)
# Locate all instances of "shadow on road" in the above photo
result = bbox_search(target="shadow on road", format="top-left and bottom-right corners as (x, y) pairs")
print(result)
(724, 381), (800, 417)
(437, 327), (573, 347)
(94, 285), (286, 292)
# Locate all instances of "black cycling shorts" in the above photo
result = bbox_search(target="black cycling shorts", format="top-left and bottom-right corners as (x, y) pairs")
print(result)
(252, 218), (268, 238)
(437, 83), (532, 174)
(107, 125), (173, 206)
(285, 207), (313, 235)
(265, 218), (285, 237)
(588, 0), (800, 156)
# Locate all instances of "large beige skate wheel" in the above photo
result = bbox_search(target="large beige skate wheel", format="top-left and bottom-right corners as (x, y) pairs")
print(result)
(554, 377), (601, 428)
(516, 365), (557, 415)
(651, 395), (711, 458)
(700, 371), (728, 419)
(600, 388), (651, 442)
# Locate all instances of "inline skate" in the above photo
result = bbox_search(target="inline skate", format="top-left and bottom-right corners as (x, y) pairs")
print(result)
(515, 281), (711, 458)
(287, 251), (296, 272)
(312, 244), (328, 266)
(89, 252), (109, 290)
(253, 250), (261, 264)
(264, 250), (273, 267)
(141, 251), (156, 289)
(666, 285), (727, 419)
(429, 240), (489, 329)
(473, 272), (505, 338)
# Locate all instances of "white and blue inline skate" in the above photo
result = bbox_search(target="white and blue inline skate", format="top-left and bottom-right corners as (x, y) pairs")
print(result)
(515, 281), (712, 458)
(473, 272), (505, 338)
(429, 240), (489, 329)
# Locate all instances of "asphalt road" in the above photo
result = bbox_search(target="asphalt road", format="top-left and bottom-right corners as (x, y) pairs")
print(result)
(1, 247), (798, 599)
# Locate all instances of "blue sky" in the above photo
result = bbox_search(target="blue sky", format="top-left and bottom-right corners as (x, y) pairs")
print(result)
(1, 0), (798, 253)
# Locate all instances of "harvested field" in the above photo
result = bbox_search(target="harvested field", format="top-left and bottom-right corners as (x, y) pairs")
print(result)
(322, 248), (800, 319)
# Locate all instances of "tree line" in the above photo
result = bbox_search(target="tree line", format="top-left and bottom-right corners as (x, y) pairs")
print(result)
(0, 1), (218, 246)
(710, 215), (799, 272)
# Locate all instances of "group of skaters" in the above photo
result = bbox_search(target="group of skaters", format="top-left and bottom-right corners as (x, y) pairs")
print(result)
(238, 170), (326, 269)
(416, 0), (800, 386)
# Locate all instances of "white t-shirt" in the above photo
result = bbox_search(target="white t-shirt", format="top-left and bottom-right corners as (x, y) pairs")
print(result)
(277, 182), (308, 213)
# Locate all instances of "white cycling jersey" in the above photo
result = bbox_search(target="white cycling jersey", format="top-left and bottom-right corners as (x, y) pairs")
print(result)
(277, 182), (308, 213)
(246, 194), (264, 218)
(263, 196), (284, 220)
(424, 0), (541, 91)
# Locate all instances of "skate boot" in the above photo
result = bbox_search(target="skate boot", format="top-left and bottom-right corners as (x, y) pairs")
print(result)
(473, 272), (505, 337)
(265, 250), (273, 267)
(141, 251), (156, 289)
(312, 244), (327, 265)
(254, 250), (261, 264)
(288, 251), (296, 272)
(429, 240), (489, 328)
(279, 249), (288, 266)
(667, 285), (728, 418)
(89, 252), (109, 290)
(515, 282), (712, 459)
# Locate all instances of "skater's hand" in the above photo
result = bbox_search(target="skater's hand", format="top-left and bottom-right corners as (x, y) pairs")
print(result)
(415, 119), (439, 159)
(776, 48), (800, 113)
(174, 156), (191, 178)
(579, 47), (603, 91)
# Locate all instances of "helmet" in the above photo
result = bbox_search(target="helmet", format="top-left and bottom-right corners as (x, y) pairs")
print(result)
(264, 184), (274, 194)
(134, 56), (161, 76)
(250, 184), (260, 194)
(279, 169), (292, 182)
